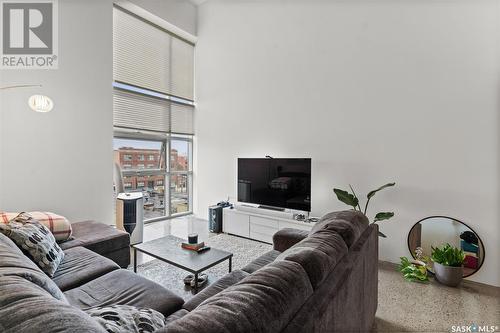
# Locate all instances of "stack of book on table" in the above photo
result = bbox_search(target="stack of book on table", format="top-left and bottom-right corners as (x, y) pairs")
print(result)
(181, 241), (205, 251)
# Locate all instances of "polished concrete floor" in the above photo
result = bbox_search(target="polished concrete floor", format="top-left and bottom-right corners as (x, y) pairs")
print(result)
(374, 262), (499, 332)
(137, 217), (500, 332)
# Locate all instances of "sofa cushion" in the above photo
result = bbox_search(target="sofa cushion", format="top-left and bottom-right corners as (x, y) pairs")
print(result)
(53, 246), (120, 291)
(0, 274), (106, 333)
(163, 261), (313, 333)
(310, 210), (368, 247)
(0, 213), (65, 277)
(165, 309), (189, 325)
(85, 305), (166, 333)
(64, 269), (184, 316)
(183, 270), (250, 311)
(241, 249), (281, 274)
(276, 231), (348, 288)
(59, 220), (130, 254)
(0, 232), (66, 302)
(273, 228), (309, 252)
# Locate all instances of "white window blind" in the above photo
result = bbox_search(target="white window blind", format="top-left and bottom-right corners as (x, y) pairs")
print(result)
(113, 89), (194, 135)
(171, 103), (194, 135)
(113, 89), (170, 133)
(171, 37), (194, 100)
(113, 6), (195, 135)
(113, 8), (172, 96)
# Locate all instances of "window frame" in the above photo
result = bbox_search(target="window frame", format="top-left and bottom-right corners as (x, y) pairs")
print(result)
(169, 136), (193, 217)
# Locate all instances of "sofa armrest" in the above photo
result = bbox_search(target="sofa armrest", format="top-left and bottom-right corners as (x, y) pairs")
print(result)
(273, 228), (309, 252)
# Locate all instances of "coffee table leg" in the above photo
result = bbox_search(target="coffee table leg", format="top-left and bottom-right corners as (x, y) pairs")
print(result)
(193, 273), (199, 293)
(133, 248), (137, 273)
(229, 256), (232, 273)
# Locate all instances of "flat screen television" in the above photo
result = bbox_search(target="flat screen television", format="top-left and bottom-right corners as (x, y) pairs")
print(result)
(237, 158), (311, 212)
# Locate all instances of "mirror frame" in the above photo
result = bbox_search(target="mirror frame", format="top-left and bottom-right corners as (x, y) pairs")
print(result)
(407, 215), (485, 278)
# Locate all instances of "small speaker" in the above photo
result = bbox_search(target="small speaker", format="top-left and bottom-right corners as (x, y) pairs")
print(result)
(208, 205), (223, 233)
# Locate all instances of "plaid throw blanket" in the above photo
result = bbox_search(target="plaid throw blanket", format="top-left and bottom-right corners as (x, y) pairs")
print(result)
(0, 211), (72, 241)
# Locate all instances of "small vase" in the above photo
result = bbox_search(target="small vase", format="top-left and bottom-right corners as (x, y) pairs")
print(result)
(433, 262), (463, 287)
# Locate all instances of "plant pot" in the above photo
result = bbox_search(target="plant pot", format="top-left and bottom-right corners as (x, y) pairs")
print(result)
(433, 262), (463, 287)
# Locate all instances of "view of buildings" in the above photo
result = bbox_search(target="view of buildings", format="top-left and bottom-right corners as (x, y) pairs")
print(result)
(113, 139), (190, 220)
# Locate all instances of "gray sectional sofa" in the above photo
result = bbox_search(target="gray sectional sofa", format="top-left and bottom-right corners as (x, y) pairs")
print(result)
(0, 210), (378, 333)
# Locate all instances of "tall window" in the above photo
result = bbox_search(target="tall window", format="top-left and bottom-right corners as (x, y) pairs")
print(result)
(113, 5), (195, 222)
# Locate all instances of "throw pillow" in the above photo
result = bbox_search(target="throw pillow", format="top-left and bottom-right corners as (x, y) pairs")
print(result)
(0, 212), (65, 277)
(0, 211), (72, 241)
(85, 305), (166, 333)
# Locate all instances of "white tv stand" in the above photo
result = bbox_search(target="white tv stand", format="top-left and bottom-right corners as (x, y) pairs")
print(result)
(222, 205), (316, 244)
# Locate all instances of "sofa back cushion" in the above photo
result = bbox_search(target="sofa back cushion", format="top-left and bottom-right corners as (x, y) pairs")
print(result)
(275, 231), (348, 289)
(0, 275), (106, 333)
(161, 260), (313, 333)
(310, 210), (369, 247)
(0, 233), (66, 302)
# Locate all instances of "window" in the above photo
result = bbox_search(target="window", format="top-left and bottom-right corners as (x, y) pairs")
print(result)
(113, 6), (195, 222)
(170, 138), (192, 214)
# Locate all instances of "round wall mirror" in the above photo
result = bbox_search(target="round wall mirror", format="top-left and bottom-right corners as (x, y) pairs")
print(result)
(407, 216), (485, 278)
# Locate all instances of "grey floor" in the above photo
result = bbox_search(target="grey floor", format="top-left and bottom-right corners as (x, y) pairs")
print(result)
(137, 217), (500, 332)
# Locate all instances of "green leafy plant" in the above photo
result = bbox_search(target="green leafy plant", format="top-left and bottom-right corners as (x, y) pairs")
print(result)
(399, 257), (429, 282)
(333, 182), (395, 237)
(431, 243), (465, 267)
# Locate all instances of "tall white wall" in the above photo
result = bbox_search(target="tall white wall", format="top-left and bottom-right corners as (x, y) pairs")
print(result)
(195, 0), (500, 286)
(0, 0), (114, 223)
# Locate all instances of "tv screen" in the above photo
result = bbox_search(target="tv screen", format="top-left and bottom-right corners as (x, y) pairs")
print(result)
(237, 158), (311, 211)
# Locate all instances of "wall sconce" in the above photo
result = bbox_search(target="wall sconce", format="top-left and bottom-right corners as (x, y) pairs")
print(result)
(0, 84), (54, 113)
(28, 94), (54, 113)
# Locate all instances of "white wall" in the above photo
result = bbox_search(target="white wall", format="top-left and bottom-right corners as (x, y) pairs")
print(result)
(128, 0), (197, 35)
(0, 0), (114, 224)
(195, 0), (500, 286)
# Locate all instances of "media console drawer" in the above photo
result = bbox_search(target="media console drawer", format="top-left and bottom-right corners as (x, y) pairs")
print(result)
(279, 221), (313, 231)
(223, 210), (250, 237)
(249, 230), (274, 244)
(250, 221), (278, 235)
(249, 216), (279, 228)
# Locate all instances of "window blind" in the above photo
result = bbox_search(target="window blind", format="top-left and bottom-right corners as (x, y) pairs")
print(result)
(171, 103), (194, 135)
(113, 6), (195, 135)
(113, 89), (170, 133)
(113, 7), (194, 101)
(113, 89), (195, 135)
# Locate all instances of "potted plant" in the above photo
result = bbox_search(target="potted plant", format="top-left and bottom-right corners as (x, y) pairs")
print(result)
(399, 257), (429, 282)
(431, 243), (465, 287)
(333, 182), (395, 237)
(399, 247), (430, 282)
